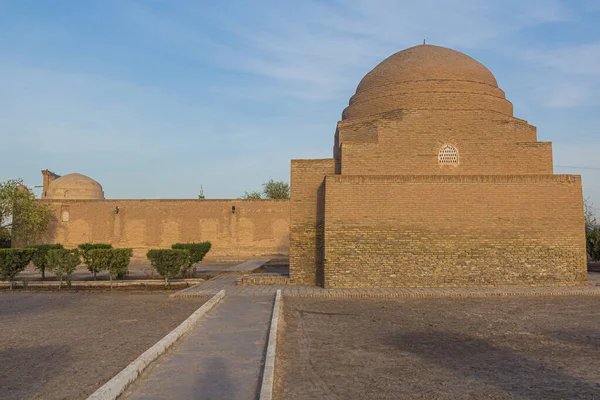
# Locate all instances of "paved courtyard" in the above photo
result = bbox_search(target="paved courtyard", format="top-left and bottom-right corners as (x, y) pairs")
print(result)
(0, 292), (207, 400)
(275, 296), (600, 400)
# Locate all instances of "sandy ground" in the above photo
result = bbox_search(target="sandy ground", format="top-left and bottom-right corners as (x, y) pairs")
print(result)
(0, 292), (207, 400)
(276, 296), (600, 400)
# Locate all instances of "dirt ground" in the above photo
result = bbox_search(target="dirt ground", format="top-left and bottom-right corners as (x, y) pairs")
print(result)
(0, 292), (207, 400)
(276, 296), (600, 400)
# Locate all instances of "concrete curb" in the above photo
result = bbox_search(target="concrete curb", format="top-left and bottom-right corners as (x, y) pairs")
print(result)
(86, 289), (226, 400)
(0, 279), (204, 289)
(259, 289), (282, 400)
(284, 289), (600, 299)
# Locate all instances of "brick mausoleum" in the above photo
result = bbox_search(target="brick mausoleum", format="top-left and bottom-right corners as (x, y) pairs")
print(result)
(289, 44), (587, 288)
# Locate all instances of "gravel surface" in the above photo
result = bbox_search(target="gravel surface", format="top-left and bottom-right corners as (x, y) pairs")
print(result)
(0, 292), (207, 400)
(276, 296), (600, 400)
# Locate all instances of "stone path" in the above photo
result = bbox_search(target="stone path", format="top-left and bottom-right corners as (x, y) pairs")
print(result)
(120, 267), (600, 400)
(220, 260), (269, 273)
(172, 273), (600, 298)
(122, 295), (274, 400)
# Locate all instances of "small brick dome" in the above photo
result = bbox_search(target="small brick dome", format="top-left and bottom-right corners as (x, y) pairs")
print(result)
(342, 44), (513, 120)
(44, 173), (104, 200)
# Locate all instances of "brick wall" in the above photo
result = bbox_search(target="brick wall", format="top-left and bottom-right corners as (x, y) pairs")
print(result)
(337, 110), (552, 176)
(323, 175), (587, 288)
(23, 199), (290, 261)
(289, 159), (336, 285)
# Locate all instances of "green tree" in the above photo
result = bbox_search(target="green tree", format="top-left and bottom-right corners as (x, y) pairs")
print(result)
(27, 244), (64, 280)
(0, 248), (35, 290)
(78, 243), (112, 280)
(172, 242), (212, 277)
(587, 228), (600, 262)
(87, 248), (132, 288)
(0, 179), (52, 245)
(147, 249), (189, 286)
(262, 179), (290, 199)
(241, 190), (262, 200)
(46, 249), (80, 289)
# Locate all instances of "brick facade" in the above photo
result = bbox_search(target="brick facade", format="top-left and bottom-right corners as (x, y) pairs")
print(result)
(323, 175), (586, 288)
(20, 199), (290, 262)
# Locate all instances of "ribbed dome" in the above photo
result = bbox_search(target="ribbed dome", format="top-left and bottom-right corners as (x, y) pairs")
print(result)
(45, 173), (104, 200)
(342, 44), (513, 120)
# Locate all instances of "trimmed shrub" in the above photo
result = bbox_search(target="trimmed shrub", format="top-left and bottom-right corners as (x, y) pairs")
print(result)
(78, 243), (112, 280)
(109, 248), (133, 282)
(0, 248), (35, 289)
(172, 242), (212, 277)
(87, 248), (133, 288)
(147, 249), (189, 285)
(46, 249), (80, 289)
(587, 228), (600, 262)
(26, 244), (64, 280)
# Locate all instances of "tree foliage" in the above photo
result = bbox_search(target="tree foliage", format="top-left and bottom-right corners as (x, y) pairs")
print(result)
(262, 179), (290, 199)
(78, 243), (113, 280)
(0, 179), (52, 245)
(0, 248), (35, 289)
(172, 242), (212, 276)
(241, 191), (262, 200)
(147, 249), (189, 285)
(587, 228), (600, 262)
(242, 180), (290, 200)
(87, 248), (133, 287)
(27, 244), (64, 280)
(46, 248), (80, 289)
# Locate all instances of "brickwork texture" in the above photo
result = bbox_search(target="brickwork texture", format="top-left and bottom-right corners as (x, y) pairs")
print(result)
(21, 199), (290, 261)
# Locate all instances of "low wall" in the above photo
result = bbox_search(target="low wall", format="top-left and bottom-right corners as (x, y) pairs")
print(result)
(323, 175), (587, 288)
(22, 199), (290, 261)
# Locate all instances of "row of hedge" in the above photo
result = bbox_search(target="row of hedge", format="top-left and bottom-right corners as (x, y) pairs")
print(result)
(0, 242), (212, 289)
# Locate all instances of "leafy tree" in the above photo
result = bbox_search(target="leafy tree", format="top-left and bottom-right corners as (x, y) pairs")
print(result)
(172, 242), (212, 277)
(262, 179), (290, 199)
(87, 248), (132, 288)
(147, 249), (189, 286)
(241, 191), (262, 200)
(0, 179), (52, 245)
(0, 248), (35, 290)
(587, 228), (600, 262)
(27, 244), (64, 280)
(78, 243), (112, 280)
(46, 249), (80, 289)
(584, 198), (599, 261)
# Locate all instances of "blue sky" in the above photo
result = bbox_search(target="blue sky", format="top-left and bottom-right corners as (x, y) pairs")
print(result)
(1, 0), (599, 214)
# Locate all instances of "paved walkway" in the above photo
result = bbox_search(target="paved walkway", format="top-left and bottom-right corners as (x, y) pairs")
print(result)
(123, 295), (274, 400)
(171, 272), (600, 298)
(220, 260), (269, 273)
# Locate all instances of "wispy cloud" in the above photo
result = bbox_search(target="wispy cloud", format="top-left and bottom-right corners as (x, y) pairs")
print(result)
(0, 0), (598, 203)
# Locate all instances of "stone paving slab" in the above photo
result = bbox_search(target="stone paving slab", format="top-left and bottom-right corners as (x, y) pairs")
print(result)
(220, 260), (270, 273)
(123, 295), (275, 400)
(172, 274), (600, 299)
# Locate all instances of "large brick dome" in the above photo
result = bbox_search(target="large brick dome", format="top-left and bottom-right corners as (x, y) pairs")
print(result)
(44, 173), (104, 200)
(342, 44), (513, 120)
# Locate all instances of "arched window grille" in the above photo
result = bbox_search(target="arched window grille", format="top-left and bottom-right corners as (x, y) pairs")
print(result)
(438, 144), (459, 165)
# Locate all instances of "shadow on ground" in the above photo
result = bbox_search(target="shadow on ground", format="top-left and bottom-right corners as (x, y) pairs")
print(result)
(388, 331), (600, 399)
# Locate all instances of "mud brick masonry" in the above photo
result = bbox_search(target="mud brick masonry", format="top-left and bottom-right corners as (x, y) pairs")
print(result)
(289, 44), (587, 288)
(18, 172), (290, 261)
(19, 44), (587, 287)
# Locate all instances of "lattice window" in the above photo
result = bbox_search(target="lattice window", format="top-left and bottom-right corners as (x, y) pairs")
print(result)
(438, 144), (459, 165)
